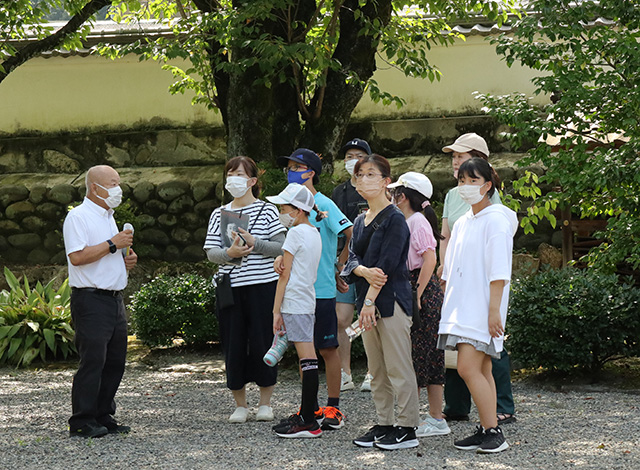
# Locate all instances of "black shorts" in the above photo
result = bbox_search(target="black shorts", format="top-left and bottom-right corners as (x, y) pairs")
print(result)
(314, 298), (339, 349)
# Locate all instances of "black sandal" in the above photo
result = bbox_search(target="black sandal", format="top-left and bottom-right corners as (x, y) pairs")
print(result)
(442, 413), (469, 422)
(497, 413), (517, 425)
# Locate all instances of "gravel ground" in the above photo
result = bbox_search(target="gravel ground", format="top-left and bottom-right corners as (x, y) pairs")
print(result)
(1, 353), (639, 470)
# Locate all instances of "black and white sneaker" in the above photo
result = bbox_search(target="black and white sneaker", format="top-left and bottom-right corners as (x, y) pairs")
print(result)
(353, 425), (394, 448)
(373, 426), (419, 450)
(454, 425), (485, 451)
(477, 426), (509, 454)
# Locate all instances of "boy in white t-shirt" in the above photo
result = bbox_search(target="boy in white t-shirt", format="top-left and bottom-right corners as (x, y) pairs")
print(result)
(267, 183), (324, 438)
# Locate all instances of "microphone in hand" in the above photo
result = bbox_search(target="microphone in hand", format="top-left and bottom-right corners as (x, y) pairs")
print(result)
(123, 223), (134, 256)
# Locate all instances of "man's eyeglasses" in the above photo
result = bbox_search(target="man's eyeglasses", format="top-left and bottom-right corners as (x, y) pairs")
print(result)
(283, 164), (309, 175)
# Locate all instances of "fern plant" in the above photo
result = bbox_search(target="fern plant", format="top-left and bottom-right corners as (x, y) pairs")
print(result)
(0, 267), (76, 367)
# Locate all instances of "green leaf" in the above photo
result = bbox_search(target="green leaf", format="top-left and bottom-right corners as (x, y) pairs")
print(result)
(43, 328), (56, 354)
(7, 338), (22, 359)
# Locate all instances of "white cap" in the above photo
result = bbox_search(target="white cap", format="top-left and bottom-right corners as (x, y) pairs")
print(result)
(442, 133), (490, 157)
(387, 172), (433, 198)
(266, 183), (315, 212)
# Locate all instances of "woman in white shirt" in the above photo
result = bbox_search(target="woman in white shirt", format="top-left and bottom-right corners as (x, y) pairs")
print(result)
(438, 157), (517, 454)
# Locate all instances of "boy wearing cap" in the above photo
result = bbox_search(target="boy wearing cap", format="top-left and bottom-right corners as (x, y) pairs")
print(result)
(331, 138), (372, 392)
(267, 183), (324, 438)
(276, 148), (353, 430)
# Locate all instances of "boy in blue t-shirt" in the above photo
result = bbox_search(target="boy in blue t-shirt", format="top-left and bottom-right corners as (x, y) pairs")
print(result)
(275, 148), (353, 430)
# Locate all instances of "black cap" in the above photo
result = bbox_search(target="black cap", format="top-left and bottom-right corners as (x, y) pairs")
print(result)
(276, 148), (322, 176)
(340, 138), (371, 157)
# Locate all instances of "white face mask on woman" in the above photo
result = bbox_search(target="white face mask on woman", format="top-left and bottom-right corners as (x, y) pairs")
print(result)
(95, 183), (123, 209)
(458, 182), (487, 205)
(225, 176), (251, 198)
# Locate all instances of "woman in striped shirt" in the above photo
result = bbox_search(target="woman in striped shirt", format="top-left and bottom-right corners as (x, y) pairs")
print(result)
(204, 156), (286, 424)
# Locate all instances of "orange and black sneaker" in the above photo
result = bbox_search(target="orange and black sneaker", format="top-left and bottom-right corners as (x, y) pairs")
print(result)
(320, 406), (345, 430)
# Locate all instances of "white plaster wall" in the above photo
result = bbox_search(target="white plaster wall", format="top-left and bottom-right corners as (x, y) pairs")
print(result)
(0, 34), (544, 134)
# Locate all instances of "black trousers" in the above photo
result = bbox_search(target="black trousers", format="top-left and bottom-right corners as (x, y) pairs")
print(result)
(216, 281), (278, 390)
(69, 289), (128, 429)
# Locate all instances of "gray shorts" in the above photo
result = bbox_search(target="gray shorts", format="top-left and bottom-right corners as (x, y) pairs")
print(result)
(437, 333), (501, 360)
(282, 313), (315, 343)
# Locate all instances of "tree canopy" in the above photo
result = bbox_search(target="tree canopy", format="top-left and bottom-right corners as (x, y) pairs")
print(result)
(1, 1), (517, 163)
(479, 0), (640, 272)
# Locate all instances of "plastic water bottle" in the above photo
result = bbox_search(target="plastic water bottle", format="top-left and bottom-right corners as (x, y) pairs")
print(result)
(345, 310), (381, 342)
(263, 331), (288, 366)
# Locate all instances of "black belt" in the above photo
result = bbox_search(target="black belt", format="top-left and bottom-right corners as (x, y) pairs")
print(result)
(72, 287), (122, 297)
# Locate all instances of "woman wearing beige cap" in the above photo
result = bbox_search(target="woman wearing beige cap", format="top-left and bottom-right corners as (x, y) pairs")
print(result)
(438, 133), (517, 426)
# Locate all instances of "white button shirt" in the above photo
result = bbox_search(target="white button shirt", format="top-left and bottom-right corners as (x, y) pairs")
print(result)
(63, 198), (128, 290)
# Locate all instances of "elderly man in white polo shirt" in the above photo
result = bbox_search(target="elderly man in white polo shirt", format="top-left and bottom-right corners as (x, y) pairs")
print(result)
(63, 165), (137, 438)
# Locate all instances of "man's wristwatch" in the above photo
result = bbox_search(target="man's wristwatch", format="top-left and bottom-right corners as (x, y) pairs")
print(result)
(364, 298), (374, 307)
(107, 239), (117, 254)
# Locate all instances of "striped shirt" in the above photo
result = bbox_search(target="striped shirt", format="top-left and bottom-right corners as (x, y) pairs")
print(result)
(204, 200), (286, 287)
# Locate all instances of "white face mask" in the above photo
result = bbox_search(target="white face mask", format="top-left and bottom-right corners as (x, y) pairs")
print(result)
(225, 176), (250, 198)
(95, 183), (123, 209)
(279, 210), (298, 229)
(345, 159), (358, 176)
(458, 183), (487, 205)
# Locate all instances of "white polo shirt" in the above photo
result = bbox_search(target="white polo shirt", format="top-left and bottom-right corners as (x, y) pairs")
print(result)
(63, 198), (128, 290)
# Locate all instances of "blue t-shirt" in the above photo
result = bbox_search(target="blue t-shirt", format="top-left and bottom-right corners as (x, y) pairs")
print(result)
(311, 192), (353, 299)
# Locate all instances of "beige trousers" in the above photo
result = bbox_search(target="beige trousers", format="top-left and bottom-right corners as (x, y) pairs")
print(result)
(362, 303), (419, 427)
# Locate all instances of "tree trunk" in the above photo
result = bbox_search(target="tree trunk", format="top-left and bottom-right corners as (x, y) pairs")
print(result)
(300, 0), (393, 163)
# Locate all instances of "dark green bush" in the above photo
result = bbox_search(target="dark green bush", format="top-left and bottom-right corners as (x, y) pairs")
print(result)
(130, 274), (218, 347)
(507, 268), (640, 373)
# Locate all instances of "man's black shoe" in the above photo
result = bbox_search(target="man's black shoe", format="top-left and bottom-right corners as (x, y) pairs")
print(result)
(69, 422), (108, 438)
(101, 421), (131, 434)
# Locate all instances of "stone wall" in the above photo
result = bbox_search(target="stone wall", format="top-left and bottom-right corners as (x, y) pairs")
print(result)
(0, 120), (562, 269)
(0, 166), (224, 265)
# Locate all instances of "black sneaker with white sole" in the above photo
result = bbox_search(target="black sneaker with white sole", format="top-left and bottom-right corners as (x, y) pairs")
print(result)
(353, 425), (394, 448)
(373, 426), (419, 450)
(454, 425), (485, 451)
(477, 426), (509, 453)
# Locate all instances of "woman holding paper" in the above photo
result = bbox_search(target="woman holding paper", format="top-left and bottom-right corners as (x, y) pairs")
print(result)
(204, 156), (286, 424)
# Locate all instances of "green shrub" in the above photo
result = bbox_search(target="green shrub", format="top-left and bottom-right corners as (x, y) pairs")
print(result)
(507, 268), (640, 373)
(0, 267), (76, 367)
(130, 273), (218, 347)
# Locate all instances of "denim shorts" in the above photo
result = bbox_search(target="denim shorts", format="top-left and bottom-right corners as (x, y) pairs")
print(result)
(336, 283), (356, 304)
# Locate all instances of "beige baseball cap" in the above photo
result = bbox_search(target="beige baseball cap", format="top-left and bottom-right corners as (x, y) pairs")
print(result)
(442, 133), (490, 157)
(387, 172), (433, 199)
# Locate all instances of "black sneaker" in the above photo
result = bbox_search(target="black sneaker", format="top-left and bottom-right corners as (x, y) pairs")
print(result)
(69, 422), (108, 438)
(353, 425), (394, 448)
(373, 426), (419, 450)
(272, 409), (323, 432)
(273, 415), (322, 439)
(454, 425), (485, 451)
(477, 426), (509, 454)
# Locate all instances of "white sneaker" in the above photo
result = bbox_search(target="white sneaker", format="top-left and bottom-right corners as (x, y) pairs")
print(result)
(360, 373), (373, 392)
(341, 370), (355, 391)
(256, 405), (274, 422)
(416, 416), (451, 437)
(228, 407), (249, 423)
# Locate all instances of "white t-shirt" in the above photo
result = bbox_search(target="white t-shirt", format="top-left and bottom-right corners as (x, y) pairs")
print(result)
(438, 204), (518, 352)
(63, 198), (128, 291)
(280, 224), (322, 315)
